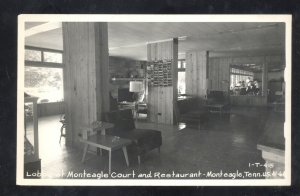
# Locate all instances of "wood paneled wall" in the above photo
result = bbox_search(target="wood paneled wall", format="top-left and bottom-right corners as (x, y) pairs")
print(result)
(62, 22), (109, 147)
(230, 96), (267, 106)
(185, 51), (208, 98)
(208, 57), (231, 94)
(147, 39), (178, 124)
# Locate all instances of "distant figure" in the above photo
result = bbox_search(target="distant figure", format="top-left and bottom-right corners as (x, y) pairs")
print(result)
(246, 77), (251, 85)
(241, 81), (246, 88)
(253, 80), (260, 95)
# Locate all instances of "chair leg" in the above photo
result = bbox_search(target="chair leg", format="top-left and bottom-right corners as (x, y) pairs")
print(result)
(59, 124), (64, 143)
(122, 147), (129, 167)
(81, 144), (89, 163)
(108, 150), (112, 174)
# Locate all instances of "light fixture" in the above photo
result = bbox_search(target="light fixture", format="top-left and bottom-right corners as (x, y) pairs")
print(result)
(129, 81), (144, 120)
(129, 81), (144, 93)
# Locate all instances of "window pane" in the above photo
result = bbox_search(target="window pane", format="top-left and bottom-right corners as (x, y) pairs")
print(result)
(178, 71), (186, 94)
(25, 66), (64, 103)
(178, 61), (182, 68)
(182, 61), (186, 68)
(44, 52), (63, 63)
(25, 49), (41, 61)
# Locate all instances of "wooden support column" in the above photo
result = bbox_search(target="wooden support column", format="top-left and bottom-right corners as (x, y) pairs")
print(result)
(262, 57), (268, 97)
(62, 22), (109, 147)
(186, 51), (209, 99)
(147, 39), (178, 124)
(95, 24), (110, 116)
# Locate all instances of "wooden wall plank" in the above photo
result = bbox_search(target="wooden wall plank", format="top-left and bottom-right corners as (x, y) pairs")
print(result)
(186, 52), (191, 95)
(95, 23), (110, 117)
(185, 50), (208, 99)
(208, 57), (230, 92)
(172, 39), (178, 124)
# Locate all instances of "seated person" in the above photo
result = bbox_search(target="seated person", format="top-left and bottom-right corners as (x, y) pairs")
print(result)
(253, 80), (260, 95)
(240, 87), (247, 95)
(246, 80), (255, 95)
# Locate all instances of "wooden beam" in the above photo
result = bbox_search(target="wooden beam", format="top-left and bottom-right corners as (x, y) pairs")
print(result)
(25, 22), (61, 37)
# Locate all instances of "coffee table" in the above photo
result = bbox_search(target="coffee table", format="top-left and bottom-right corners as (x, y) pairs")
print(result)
(81, 134), (132, 174)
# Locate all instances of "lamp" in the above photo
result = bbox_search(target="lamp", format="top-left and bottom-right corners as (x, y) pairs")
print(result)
(129, 81), (144, 119)
(129, 81), (144, 93)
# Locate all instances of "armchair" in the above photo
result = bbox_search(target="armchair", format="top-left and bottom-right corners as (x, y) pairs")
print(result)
(105, 109), (162, 165)
(177, 97), (209, 128)
(206, 90), (230, 114)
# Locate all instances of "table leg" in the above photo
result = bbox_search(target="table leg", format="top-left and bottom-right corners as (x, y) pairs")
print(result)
(97, 148), (103, 156)
(108, 150), (112, 174)
(81, 143), (89, 163)
(122, 146), (129, 166)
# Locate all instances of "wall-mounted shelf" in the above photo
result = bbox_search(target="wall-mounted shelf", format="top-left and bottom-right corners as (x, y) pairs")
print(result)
(111, 77), (145, 81)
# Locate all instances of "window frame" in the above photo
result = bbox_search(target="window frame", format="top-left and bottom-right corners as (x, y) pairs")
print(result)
(178, 59), (186, 72)
(177, 59), (186, 95)
(25, 46), (64, 103)
(25, 46), (64, 68)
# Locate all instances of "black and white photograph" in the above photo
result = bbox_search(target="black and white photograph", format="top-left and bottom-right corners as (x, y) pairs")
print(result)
(17, 15), (291, 186)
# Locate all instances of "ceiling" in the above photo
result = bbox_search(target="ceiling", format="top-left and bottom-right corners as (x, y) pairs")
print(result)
(25, 22), (285, 60)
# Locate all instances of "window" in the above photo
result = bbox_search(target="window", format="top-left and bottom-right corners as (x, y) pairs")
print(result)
(230, 67), (254, 89)
(44, 52), (63, 63)
(25, 49), (41, 61)
(178, 72), (186, 94)
(24, 47), (64, 103)
(178, 59), (186, 95)
(25, 47), (63, 65)
(25, 67), (64, 103)
(230, 65), (262, 96)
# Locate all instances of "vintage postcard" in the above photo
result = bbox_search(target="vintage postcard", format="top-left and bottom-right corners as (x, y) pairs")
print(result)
(17, 14), (291, 186)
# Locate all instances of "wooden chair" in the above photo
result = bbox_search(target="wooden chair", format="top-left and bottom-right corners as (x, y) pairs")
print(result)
(58, 101), (66, 143)
(59, 115), (67, 143)
(136, 102), (147, 118)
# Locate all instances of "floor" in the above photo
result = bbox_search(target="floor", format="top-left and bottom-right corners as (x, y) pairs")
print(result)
(33, 106), (270, 179)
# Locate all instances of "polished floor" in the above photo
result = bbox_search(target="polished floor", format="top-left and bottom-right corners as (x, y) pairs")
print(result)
(35, 106), (269, 179)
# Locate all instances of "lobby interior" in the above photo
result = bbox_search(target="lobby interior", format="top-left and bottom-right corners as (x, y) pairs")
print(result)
(23, 21), (287, 180)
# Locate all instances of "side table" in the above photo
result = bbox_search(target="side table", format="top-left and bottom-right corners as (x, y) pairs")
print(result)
(79, 122), (132, 174)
